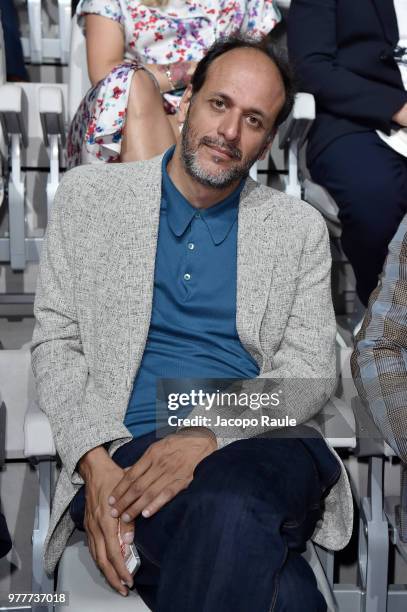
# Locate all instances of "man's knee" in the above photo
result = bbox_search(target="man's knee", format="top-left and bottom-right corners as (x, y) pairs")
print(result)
(189, 438), (321, 527)
(192, 440), (270, 501)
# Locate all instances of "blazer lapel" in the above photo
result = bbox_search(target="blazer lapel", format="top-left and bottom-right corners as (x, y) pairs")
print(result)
(372, 0), (399, 45)
(122, 157), (163, 386)
(236, 179), (277, 367)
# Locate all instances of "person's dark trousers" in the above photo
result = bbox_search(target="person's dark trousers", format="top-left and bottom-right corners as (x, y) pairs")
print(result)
(309, 131), (407, 306)
(70, 429), (341, 612)
(0, 510), (12, 558)
(0, 1), (29, 81)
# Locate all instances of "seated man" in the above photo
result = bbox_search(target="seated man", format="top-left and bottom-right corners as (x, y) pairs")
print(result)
(31, 37), (352, 612)
(352, 213), (407, 464)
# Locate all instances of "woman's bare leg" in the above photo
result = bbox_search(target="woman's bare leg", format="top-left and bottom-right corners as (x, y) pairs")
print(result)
(120, 70), (176, 162)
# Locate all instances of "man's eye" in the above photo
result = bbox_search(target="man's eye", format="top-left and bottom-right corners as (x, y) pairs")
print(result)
(211, 99), (225, 109)
(247, 116), (261, 128)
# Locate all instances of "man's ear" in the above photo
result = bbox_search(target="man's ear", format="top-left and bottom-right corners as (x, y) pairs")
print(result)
(177, 85), (193, 127)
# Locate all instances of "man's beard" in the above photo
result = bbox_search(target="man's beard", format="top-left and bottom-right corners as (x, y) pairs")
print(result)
(180, 106), (266, 189)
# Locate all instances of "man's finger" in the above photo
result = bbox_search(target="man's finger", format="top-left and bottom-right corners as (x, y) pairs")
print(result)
(120, 475), (191, 522)
(84, 515), (98, 565)
(90, 520), (129, 596)
(103, 517), (135, 587)
(86, 530), (97, 564)
(142, 477), (192, 518)
(109, 462), (166, 518)
(108, 454), (153, 507)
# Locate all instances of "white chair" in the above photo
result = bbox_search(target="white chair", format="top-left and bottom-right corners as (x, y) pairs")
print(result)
(0, 83), (28, 270)
(38, 15), (90, 213)
(0, 18), (6, 210)
(18, 0), (72, 65)
(0, 4), (72, 271)
(23, 389), (150, 612)
(277, 87), (365, 333)
(0, 78), (71, 271)
(0, 347), (40, 612)
(0, 10), (49, 271)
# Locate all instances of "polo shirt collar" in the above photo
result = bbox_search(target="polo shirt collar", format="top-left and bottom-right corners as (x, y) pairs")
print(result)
(161, 146), (245, 245)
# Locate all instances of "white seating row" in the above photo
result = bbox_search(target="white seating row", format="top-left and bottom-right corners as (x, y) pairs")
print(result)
(17, 0), (72, 65)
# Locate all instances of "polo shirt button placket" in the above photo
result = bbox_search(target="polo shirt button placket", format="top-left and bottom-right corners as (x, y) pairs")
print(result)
(183, 221), (196, 288)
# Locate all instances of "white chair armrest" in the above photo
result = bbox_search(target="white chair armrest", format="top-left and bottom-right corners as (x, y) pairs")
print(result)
(276, 0), (291, 9)
(39, 85), (64, 115)
(0, 84), (28, 147)
(39, 85), (66, 147)
(0, 397), (5, 467)
(279, 92), (316, 150)
(24, 400), (56, 457)
(320, 396), (357, 449)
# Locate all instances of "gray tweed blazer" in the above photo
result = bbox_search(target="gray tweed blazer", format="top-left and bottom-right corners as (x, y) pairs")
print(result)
(31, 154), (353, 576)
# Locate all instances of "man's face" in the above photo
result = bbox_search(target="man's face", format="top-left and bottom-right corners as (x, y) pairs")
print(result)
(178, 48), (286, 189)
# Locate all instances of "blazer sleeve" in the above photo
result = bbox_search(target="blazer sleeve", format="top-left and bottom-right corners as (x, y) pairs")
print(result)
(31, 172), (122, 485)
(351, 215), (407, 464)
(253, 213), (337, 421)
(287, 0), (407, 133)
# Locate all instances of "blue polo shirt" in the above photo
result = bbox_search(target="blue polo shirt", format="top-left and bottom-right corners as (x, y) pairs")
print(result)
(124, 147), (260, 437)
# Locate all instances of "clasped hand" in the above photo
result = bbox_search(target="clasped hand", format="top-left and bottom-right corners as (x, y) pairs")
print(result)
(84, 428), (216, 597)
(108, 428), (217, 523)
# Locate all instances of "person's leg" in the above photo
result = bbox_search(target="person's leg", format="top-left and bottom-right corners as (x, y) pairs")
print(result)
(0, 1), (28, 81)
(70, 434), (337, 611)
(120, 70), (176, 162)
(133, 549), (327, 612)
(273, 551), (326, 612)
(133, 436), (336, 612)
(309, 131), (407, 305)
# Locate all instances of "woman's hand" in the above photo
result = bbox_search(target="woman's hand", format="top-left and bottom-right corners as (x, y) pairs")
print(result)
(393, 102), (407, 127)
(85, 14), (197, 93)
(146, 61), (198, 93)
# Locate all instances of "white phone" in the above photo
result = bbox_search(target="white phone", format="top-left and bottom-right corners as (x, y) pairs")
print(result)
(118, 522), (141, 577)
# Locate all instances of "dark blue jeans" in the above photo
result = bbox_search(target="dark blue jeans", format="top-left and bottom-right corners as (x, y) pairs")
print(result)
(310, 131), (407, 306)
(70, 429), (341, 612)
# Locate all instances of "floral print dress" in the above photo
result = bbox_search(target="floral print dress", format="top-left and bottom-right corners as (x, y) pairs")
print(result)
(67, 0), (281, 167)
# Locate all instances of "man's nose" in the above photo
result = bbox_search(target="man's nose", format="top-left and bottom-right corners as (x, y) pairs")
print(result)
(218, 111), (241, 143)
